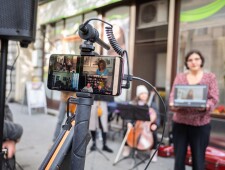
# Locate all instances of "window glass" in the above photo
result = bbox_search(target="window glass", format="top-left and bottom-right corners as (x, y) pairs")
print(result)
(179, 0), (225, 111)
(43, 15), (83, 102)
(105, 6), (130, 102)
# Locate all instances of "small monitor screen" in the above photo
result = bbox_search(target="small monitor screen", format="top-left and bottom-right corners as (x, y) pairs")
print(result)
(174, 85), (208, 108)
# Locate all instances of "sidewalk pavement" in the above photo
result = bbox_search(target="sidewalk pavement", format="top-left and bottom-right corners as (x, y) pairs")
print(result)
(8, 103), (192, 170)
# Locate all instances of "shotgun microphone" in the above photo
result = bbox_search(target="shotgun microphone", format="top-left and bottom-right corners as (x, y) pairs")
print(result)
(79, 24), (110, 50)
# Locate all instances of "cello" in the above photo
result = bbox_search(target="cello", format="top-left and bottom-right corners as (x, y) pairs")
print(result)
(126, 91), (155, 150)
(126, 121), (153, 150)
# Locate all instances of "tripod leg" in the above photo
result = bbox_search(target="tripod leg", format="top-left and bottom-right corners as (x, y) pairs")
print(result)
(129, 156), (149, 170)
(86, 144), (110, 161)
(113, 123), (132, 165)
(86, 131), (109, 161)
(95, 147), (110, 161)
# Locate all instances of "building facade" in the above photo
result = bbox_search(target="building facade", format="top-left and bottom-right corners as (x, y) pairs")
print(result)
(7, 0), (224, 148)
(37, 0), (173, 111)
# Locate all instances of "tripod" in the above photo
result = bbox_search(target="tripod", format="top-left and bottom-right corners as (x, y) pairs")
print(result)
(113, 103), (151, 169)
(39, 22), (112, 169)
(39, 93), (94, 170)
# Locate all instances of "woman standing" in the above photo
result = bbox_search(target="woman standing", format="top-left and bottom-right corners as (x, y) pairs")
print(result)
(169, 50), (219, 170)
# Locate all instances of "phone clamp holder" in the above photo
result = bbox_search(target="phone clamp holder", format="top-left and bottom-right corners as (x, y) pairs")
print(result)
(79, 40), (95, 56)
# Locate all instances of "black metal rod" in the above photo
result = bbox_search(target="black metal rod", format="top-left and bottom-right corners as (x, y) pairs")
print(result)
(0, 39), (9, 170)
(71, 93), (93, 170)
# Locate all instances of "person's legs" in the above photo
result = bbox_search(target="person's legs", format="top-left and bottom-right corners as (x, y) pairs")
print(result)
(172, 122), (188, 170)
(102, 131), (113, 153)
(90, 130), (97, 151)
(188, 124), (210, 170)
(98, 117), (113, 153)
(53, 101), (66, 142)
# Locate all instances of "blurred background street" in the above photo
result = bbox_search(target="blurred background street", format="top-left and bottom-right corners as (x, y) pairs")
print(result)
(9, 102), (192, 170)
(1, 1), (225, 169)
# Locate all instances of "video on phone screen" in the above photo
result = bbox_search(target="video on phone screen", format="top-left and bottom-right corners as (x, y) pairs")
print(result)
(48, 55), (116, 95)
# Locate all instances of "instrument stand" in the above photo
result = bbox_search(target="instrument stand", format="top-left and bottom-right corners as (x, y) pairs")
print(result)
(113, 123), (146, 170)
(86, 144), (110, 161)
(86, 127), (110, 161)
(113, 103), (150, 170)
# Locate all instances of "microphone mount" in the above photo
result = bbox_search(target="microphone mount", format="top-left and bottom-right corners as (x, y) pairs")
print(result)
(79, 23), (110, 56)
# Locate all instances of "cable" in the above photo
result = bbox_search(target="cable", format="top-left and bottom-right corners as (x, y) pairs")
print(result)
(121, 50), (131, 89)
(79, 18), (125, 57)
(81, 18), (132, 89)
(16, 161), (24, 170)
(6, 42), (20, 102)
(105, 26), (124, 56)
(4, 158), (14, 170)
(79, 18), (132, 88)
(132, 76), (167, 170)
(82, 18), (112, 28)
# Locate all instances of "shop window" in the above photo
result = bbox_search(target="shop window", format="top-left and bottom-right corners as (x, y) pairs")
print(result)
(179, 1), (225, 116)
(63, 16), (82, 54)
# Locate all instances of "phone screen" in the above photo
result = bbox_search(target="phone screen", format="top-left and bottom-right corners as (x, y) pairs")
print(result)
(47, 54), (123, 96)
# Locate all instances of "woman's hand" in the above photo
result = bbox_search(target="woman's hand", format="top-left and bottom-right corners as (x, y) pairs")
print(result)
(169, 102), (182, 112)
(150, 123), (157, 131)
(2, 140), (16, 159)
(198, 104), (210, 112)
(149, 108), (157, 131)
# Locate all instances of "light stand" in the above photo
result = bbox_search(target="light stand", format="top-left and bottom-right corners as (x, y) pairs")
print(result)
(0, 39), (9, 169)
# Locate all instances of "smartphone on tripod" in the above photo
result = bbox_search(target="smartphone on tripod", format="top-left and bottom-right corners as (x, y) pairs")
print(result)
(47, 54), (123, 96)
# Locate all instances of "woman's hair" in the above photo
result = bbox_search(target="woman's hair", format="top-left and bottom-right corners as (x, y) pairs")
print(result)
(98, 59), (106, 70)
(184, 50), (205, 69)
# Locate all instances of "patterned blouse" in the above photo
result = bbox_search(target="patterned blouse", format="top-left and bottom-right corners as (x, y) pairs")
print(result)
(169, 72), (219, 126)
